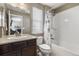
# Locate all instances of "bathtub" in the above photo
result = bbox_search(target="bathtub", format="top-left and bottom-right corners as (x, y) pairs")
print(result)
(51, 44), (79, 56)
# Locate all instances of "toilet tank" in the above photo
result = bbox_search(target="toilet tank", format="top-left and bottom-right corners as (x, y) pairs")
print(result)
(37, 36), (43, 45)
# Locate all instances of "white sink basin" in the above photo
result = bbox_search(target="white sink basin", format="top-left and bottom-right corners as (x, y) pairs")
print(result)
(7, 36), (27, 40)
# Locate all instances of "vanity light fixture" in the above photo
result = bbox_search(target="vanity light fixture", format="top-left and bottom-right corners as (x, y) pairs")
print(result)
(9, 3), (30, 13)
(9, 3), (27, 10)
(17, 3), (26, 9)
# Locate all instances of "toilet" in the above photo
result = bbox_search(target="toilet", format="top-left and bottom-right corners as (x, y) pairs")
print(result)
(37, 36), (51, 56)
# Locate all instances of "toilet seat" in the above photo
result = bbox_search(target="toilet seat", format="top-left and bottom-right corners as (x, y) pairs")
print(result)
(39, 44), (50, 50)
(38, 44), (51, 55)
(37, 37), (51, 55)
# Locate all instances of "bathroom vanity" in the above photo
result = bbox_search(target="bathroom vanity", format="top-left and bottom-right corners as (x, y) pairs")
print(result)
(0, 34), (37, 56)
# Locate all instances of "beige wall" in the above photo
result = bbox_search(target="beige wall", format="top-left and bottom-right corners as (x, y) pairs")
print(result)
(23, 14), (31, 34)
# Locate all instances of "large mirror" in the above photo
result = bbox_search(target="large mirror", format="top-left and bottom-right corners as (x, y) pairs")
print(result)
(0, 11), (2, 26)
(9, 13), (23, 35)
(0, 8), (5, 37)
(0, 3), (31, 36)
(0, 9), (3, 37)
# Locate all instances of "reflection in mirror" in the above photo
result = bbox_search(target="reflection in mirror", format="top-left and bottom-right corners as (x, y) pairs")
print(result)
(0, 11), (1, 26)
(10, 14), (23, 35)
(0, 11), (2, 37)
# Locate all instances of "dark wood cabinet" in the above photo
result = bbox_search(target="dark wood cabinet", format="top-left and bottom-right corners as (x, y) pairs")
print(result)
(2, 51), (18, 56)
(0, 39), (37, 56)
(21, 46), (36, 56)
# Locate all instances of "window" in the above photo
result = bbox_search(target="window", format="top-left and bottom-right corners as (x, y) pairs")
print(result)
(32, 7), (43, 34)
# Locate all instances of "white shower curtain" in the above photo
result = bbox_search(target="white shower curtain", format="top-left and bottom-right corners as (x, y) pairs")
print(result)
(44, 11), (53, 45)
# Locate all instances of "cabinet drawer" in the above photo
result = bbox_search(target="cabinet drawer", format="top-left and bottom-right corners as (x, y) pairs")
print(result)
(21, 46), (36, 56)
(11, 41), (27, 50)
(2, 51), (17, 56)
(27, 39), (36, 46)
(0, 44), (12, 54)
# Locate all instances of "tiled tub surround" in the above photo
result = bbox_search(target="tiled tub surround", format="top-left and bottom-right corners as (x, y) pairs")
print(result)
(53, 5), (79, 55)
(51, 43), (79, 56)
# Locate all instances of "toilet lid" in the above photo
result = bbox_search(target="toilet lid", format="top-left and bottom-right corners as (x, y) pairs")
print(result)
(39, 44), (50, 50)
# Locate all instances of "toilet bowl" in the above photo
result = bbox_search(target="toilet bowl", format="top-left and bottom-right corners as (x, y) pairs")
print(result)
(39, 44), (51, 53)
(37, 36), (51, 55)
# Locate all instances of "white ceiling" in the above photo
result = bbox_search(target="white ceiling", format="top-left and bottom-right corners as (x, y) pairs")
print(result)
(42, 3), (66, 9)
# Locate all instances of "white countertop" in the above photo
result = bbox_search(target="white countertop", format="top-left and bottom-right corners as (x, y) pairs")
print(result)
(0, 34), (37, 45)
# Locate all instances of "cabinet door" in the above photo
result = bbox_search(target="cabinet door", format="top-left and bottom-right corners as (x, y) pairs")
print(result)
(21, 46), (36, 56)
(2, 51), (17, 56)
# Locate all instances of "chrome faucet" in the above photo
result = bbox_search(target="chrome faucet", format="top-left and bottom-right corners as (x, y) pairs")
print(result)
(15, 30), (21, 36)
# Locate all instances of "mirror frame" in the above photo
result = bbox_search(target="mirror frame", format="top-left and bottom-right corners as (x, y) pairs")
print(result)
(8, 10), (23, 35)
